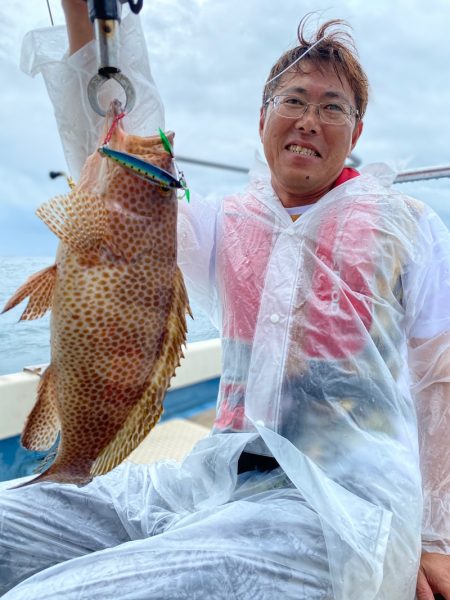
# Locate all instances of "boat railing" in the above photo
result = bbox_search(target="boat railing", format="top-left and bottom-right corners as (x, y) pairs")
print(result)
(393, 165), (450, 184)
(177, 154), (450, 184)
(0, 338), (221, 441)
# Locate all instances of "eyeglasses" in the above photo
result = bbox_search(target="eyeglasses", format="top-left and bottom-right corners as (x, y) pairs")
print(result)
(265, 95), (359, 125)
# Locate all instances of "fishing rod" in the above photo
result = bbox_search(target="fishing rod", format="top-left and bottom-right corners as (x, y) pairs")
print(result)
(86, 0), (143, 116)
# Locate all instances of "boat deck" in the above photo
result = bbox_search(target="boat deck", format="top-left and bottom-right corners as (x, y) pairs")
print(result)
(128, 408), (216, 466)
(187, 407), (216, 429)
(0, 339), (221, 481)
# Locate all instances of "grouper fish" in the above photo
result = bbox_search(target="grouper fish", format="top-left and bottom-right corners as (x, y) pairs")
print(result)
(2, 103), (191, 485)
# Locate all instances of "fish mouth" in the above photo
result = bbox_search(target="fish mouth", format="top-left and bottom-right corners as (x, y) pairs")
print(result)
(286, 144), (321, 158)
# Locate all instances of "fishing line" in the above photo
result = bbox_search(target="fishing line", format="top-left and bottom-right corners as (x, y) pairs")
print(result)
(265, 37), (324, 86)
(103, 112), (126, 145)
(46, 0), (54, 26)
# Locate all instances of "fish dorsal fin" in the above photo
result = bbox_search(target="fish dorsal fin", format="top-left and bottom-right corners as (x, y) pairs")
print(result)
(36, 191), (109, 257)
(1, 264), (57, 321)
(90, 267), (191, 476)
(22, 365), (60, 450)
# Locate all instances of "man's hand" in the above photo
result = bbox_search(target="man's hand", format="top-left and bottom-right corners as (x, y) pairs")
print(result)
(417, 552), (450, 599)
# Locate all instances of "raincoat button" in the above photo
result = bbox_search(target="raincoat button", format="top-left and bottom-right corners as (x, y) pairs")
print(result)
(270, 313), (280, 323)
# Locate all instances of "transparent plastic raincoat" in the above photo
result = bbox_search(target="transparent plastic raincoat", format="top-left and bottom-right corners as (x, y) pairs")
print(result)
(2, 11), (450, 600)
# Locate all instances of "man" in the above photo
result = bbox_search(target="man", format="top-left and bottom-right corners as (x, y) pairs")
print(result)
(1, 2), (450, 598)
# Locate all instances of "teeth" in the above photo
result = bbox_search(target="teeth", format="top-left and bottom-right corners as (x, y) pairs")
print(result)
(288, 145), (319, 157)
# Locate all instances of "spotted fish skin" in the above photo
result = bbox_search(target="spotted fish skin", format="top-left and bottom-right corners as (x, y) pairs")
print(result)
(2, 106), (191, 485)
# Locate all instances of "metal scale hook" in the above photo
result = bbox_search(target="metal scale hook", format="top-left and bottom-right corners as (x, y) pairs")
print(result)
(86, 0), (143, 117)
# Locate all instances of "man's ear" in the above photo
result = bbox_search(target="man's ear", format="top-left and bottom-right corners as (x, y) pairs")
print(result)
(350, 120), (363, 153)
(259, 106), (266, 142)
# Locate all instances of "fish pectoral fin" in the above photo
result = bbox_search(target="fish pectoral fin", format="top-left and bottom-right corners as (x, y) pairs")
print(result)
(22, 365), (60, 451)
(36, 191), (109, 257)
(90, 267), (191, 476)
(1, 264), (57, 321)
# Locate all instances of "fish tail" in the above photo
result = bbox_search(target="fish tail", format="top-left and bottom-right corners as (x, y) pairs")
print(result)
(36, 191), (110, 257)
(8, 472), (53, 489)
(1, 264), (57, 320)
(21, 365), (60, 451)
(90, 267), (192, 476)
(8, 466), (93, 489)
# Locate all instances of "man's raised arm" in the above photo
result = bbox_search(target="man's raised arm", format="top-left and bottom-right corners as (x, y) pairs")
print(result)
(20, 1), (164, 178)
(61, 0), (94, 55)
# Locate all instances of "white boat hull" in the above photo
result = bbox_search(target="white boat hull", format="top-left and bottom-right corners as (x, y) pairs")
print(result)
(0, 338), (221, 441)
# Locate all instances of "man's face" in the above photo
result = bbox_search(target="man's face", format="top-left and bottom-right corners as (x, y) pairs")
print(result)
(259, 62), (363, 207)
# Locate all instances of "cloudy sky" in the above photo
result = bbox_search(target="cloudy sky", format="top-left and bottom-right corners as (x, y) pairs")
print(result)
(0, 0), (449, 256)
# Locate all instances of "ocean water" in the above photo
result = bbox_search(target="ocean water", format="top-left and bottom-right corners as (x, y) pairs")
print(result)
(1, 178), (450, 376)
(0, 256), (219, 376)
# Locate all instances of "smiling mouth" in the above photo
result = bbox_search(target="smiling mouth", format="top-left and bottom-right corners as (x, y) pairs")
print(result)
(287, 144), (320, 158)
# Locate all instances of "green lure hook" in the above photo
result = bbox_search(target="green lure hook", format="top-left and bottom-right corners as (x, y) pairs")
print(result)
(159, 128), (190, 202)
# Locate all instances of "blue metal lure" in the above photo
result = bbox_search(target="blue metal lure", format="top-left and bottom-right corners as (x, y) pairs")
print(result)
(98, 145), (183, 191)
